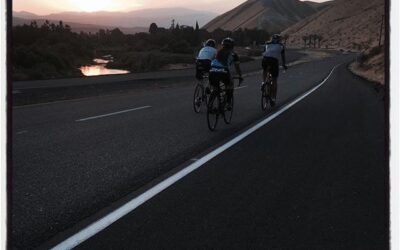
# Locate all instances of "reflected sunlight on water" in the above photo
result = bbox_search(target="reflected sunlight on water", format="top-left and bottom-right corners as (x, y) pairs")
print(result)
(80, 65), (130, 76)
(80, 58), (129, 76)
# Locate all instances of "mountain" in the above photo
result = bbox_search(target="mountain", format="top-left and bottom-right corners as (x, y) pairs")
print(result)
(203, 0), (323, 33)
(282, 0), (385, 50)
(13, 8), (217, 29)
(12, 17), (148, 34)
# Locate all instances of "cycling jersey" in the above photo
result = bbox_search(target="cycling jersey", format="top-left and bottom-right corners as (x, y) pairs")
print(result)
(211, 49), (240, 72)
(263, 42), (285, 60)
(197, 46), (217, 61)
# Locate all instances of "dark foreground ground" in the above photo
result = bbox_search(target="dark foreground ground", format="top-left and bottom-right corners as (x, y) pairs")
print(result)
(10, 52), (388, 249)
(77, 64), (389, 250)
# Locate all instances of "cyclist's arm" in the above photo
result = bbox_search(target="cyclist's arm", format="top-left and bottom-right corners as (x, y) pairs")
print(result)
(234, 63), (242, 77)
(281, 45), (287, 69)
(232, 52), (242, 77)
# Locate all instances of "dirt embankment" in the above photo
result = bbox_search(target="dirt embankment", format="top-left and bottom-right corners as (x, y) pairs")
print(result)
(282, 0), (385, 51)
(350, 46), (384, 85)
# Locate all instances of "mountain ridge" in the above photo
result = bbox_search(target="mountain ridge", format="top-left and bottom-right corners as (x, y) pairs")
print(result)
(203, 0), (329, 33)
(13, 8), (218, 28)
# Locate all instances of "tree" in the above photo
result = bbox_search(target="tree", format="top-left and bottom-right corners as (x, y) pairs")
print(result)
(195, 21), (199, 32)
(312, 34), (317, 48)
(302, 36), (308, 48)
(317, 35), (323, 48)
(149, 23), (158, 34)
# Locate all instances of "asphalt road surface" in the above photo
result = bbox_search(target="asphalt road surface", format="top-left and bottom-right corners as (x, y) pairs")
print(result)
(11, 53), (388, 249)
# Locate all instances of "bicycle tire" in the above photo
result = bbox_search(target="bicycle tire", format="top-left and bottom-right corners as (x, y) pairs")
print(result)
(193, 84), (204, 113)
(261, 81), (272, 111)
(224, 95), (234, 124)
(207, 92), (219, 131)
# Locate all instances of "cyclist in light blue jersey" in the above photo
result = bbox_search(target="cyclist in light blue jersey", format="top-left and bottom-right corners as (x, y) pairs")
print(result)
(262, 34), (287, 106)
(196, 39), (217, 80)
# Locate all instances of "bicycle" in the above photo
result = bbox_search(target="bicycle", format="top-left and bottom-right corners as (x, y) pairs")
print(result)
(207, 77), (242, 131)
(261, 66), (286, 111)
(193, 73), (211, 113)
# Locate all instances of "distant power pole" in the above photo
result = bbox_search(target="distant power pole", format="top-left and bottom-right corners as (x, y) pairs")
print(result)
(379, 14), (384, 46)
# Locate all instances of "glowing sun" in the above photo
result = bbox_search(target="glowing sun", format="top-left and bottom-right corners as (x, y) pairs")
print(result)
(74, 0), (115, 12)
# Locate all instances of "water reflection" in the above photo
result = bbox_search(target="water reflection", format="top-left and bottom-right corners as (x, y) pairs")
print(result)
(80, 58), (130, 76)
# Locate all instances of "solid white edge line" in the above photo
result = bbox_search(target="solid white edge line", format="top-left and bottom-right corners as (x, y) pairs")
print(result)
(52, 64), (340, 250)
(76, 106), (152, 122)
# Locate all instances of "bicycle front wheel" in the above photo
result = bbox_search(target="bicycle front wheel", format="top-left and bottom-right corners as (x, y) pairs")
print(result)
(193, 84), (204, 113)
(207, 92), (220, 131)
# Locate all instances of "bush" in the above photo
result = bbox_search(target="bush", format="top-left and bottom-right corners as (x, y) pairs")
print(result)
(108, 51), (194, 72)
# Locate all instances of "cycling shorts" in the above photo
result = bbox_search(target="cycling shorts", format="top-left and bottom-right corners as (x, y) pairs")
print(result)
(196, 59), (211, 80)
(262, 57), (279, 77)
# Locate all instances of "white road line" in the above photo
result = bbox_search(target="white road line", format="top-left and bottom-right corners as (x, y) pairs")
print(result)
(16, 130), (28, 135)
(52, 64), (340, 250)
(76, 106), (152, 122)
(235, 85), (248, 90)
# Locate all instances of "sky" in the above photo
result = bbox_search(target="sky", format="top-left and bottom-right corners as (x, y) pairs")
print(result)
(13, 0), (330, 15)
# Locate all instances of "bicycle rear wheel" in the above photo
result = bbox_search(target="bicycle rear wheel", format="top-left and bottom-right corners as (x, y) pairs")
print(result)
(261, 88), (269, 111)
(224, 95), (234, 124)
(261, 83), (269, 111)
(193, 84), (204, 113)
(207, 92), (220, 131)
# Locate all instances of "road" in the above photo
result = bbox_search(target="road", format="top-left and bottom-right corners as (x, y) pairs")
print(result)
(11, 52), (388, 248)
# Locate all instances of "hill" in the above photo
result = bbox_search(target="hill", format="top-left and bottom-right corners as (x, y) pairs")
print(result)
(282, 0), (385, 50)
(203, 0), (327, 33)
(13, 8), (217, 29)
(12, 17), (148, 34)
(302, 1), (334, 11)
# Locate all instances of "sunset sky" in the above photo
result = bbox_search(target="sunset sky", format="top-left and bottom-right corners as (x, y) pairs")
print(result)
(13, 0), (330, 15)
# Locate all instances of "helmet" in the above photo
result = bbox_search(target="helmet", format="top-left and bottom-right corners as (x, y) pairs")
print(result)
(221, 37), (235, 49)
(205, 39), (216, 48)
(272, 34), (282, 43)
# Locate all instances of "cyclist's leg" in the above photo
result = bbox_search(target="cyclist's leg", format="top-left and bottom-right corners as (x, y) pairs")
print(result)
(262, 57), (268, 84)
(225, 72), (233, 104)
(209, 71), (219, 91)
(271, 58), (280, 100)
(271, 77), (278, 99)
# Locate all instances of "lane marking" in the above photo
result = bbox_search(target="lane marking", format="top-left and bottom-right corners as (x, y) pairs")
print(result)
(76, 106), (152, 122)
(235, 85), (248, 90)
(52, 64), (340, 250)
(16, 130), (28, 135)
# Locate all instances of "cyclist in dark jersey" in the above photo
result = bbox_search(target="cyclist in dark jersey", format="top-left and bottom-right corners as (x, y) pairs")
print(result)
(262, 34), (288, 106)
(209, 37), (243, 110)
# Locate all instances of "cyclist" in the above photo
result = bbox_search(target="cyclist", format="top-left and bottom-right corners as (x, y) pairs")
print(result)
(209, 37), (243, 110)
(262, 34), (287, 106)
(196, 39), (217, 80)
